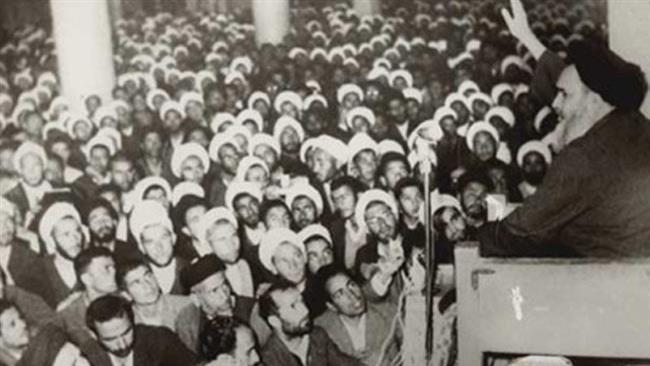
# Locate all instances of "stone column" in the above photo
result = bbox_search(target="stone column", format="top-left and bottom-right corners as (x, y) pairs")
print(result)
(608, 0), (650, 116)
(50, 0), (116, 115)
(108, 0), (123, 21)
(252, 0), (290, 45)
(353, 0), (380, 16)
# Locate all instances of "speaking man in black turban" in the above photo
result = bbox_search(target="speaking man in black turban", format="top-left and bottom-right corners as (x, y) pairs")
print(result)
(478, 0), (650, 257)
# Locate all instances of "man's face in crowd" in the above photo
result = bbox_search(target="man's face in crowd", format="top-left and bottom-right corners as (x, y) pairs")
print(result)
(124, 265), (161, 306)
(264, 205), (291, 230)
(233, 194), (260, 228)
(110, 160), (135, 192)
(0, 212), (15, 247)
(218, 144), (241, 176)
(305, 237), (334, 275)
(326, 272), (366, 317)
(141, 131), (163, 158)
(280, 127), (301, 154)
(186, 101), (204, 123)
(406, 99), (419, 122)
(85, 96), (101, 115)
(89, 146), (110, 176)
(388, 98), (406, 124)
(180, 156), (205, 184)
(331, 184), (356, 219)
(93, 315), (135, 359)
(139, 225), (174, 267)
(451, 101), (470, 125)
(22, 113), (44, 140)
(184, 204), (207, 239)
(461, 182), (488, 224)
(162, 110), (183, 133)
(522, 152), (547, 186)
(439, 207), (467, 243)
(51, 141), (71, 164)
(308, 148), (337, 183)
(303, 111), (326, 137)
(45, 158), (64, 185)
(73, 120), (93, 142)
(206, 221), (241, 264)
(364, 202), (397, 242)
(0, 307), (29, 350)
(253, 144), (278, 172)
(53, 217), (84, 260)
(85, 256), (118, 295)
(353, 150), (377, 183)
(272, 242), (306, 285)
(291, 196), (317, 230)
(193, 272), (234, 317)
(20, 153), (44, 186)
(381, 160), (408, 190)
(271, 287), (311, 336)
(398, 186), (423, 220)
(472, 132), (497, 162)
(472, 100), (490, 121)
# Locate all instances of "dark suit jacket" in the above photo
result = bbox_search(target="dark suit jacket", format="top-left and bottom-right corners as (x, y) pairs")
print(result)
(175, 296), (256, 354)
(41, 255), (78, 308)
(7, 243), (53, 305)
(261, 326), (361, 366)
(84, 325), (197, 366)
(315, 302), (400, 366)
(3, 183), (29, 219)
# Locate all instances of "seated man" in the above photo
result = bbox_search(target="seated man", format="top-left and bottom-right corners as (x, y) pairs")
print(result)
(176, 254), (255, 354)
(117, 258), (191, 331)
(199, 317), (261, 366)
(86, 294), (197, 365)
(258, 280), (361, 366)
(314, 265), (400, 366)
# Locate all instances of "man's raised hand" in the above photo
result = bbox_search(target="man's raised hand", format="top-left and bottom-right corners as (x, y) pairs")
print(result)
(501, 0), (532, 41)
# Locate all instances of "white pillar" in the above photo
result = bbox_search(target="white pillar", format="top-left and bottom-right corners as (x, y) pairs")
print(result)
(608, 0), (650, 116)
(354, 0), (380, 16)
(50, 0), (115, 115)
(252, 0), (290, 45)
(108, 0), (122, 21)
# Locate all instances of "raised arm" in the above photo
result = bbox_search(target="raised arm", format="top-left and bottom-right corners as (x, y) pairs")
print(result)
(501, 0), (547, 60)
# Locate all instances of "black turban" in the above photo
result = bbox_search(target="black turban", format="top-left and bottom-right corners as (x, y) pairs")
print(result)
(569, 41), (647, 111)
(181, 254), (226, 290)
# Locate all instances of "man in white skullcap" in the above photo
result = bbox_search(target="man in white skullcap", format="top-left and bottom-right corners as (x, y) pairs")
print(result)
(516, 140), (553, 199)
(353, 189), (416, 304)
(197, 207), (254, 298)
(129, 200), (188, 295)
(38, 202), (85, 307)
(4, 141), (52, 221)
(0, 197), (52, 306)
(303, 135), (348, 215)
(298, 224), (335, 276)
(347, 133), (379, 189)
(286, 183), (324, 231)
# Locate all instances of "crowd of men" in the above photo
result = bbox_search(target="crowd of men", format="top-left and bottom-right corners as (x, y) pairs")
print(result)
(0, 0), (638, 365)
